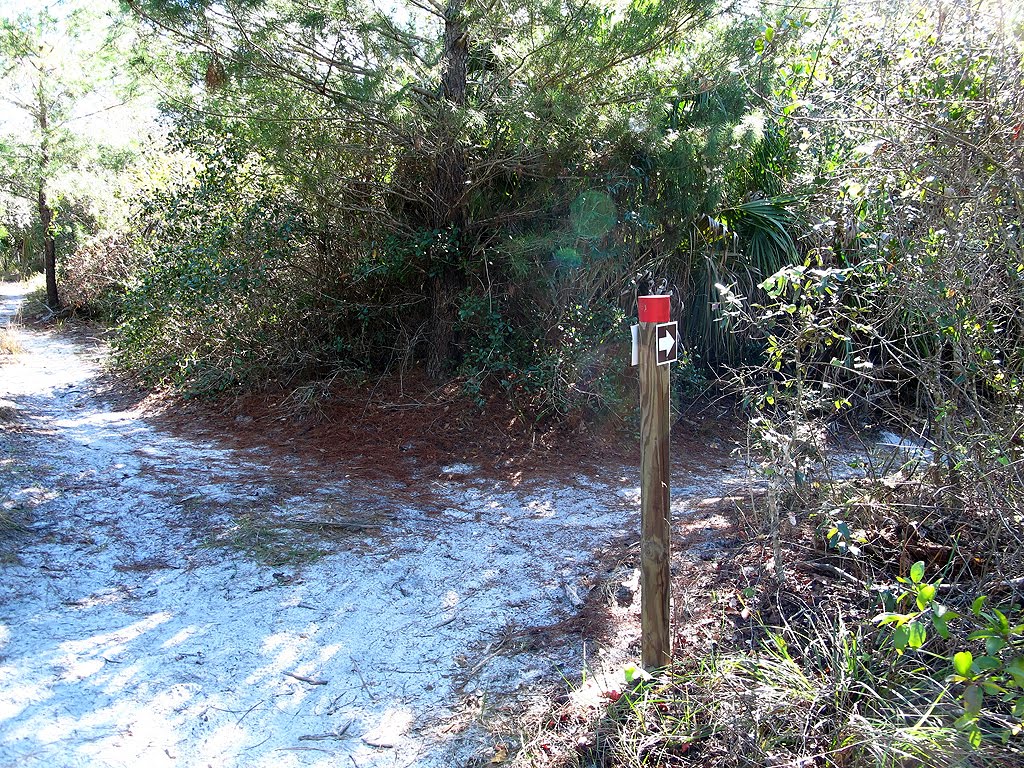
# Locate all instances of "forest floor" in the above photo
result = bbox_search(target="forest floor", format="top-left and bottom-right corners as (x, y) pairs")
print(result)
(0, 279), (753, 768)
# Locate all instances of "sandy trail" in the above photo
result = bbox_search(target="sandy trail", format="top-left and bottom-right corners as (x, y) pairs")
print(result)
(0, 281), (741, 767)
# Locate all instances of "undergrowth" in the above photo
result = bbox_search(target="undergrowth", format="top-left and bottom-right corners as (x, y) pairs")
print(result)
(589, 613), (1016, 768)
(17, 280), (55, 324)
(516, 564), (1023, 767)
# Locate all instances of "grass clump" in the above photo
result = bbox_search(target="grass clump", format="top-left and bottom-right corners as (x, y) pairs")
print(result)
(205, 512), (330, 567)
(543, 612), (1017, 768)
(0, 327), (21, 356)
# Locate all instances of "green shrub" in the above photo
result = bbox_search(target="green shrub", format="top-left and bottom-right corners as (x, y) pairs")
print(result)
(113, 145), (330, 394)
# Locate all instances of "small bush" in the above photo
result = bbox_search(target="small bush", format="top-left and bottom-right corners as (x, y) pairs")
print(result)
(112, 146), (338, 395)
(57, 231), (140, 318)
(458, 290), (631, 422)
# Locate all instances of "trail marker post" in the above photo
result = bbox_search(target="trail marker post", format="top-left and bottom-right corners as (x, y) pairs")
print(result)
(633, 294), (675, 670)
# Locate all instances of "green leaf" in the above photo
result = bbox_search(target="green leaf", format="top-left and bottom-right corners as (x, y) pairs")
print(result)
(880, 590), (897, 612)
(908, 621), (927, 649)
(893, 625), (910, 653)
(973, 656), (1001, 672)
(968, 628), (998, 641)
(972, 595), (988, 615)
(916, 583), (936, 610)
(933, 612), (951, 639)
(964, 684), (984, 716)
(985, 637), (1007, 656)
(910, 561), (925, 584)
(623, 664), (651, 684)
(968, 724), (982, 749)
(994, 608), (1010, 634)
(955, 712), (975, 729)
(954, 651), (974, 677)
(1013, 697), (1024, 718)
(1006, 657), (1024, 687)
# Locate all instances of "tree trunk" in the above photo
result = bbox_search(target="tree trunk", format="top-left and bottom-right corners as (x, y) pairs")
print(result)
(428, 271), (460, 378)
(37, 78), (59, 311)
(426, 0), (469, 379)
(38, 187), (59, 311)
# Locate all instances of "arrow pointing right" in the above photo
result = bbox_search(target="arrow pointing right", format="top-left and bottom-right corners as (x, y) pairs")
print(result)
(658, 329), (675, 354)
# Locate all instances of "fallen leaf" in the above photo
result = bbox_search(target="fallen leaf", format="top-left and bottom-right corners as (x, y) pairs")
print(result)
(489, 744), (508, 764)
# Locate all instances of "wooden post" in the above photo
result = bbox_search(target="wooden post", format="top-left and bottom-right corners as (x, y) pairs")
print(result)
(638, 298), (672, 670)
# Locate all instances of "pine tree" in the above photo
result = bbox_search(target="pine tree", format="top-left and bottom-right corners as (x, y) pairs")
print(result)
(126, 0), (721, 374)
(0, 3), (140, 311)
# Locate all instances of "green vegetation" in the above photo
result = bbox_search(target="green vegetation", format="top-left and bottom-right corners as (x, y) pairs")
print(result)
(581, 611), (1019, 767)
(524, 573), (1023, 766)
(0, 1), (146, 309)
(65, 0), (792, 412)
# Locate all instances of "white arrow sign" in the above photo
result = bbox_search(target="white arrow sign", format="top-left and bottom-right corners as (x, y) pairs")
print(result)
(655, 321), (678, 366)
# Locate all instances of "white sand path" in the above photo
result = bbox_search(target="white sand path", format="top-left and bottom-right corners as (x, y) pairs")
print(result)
(0, 281), (742, 767)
